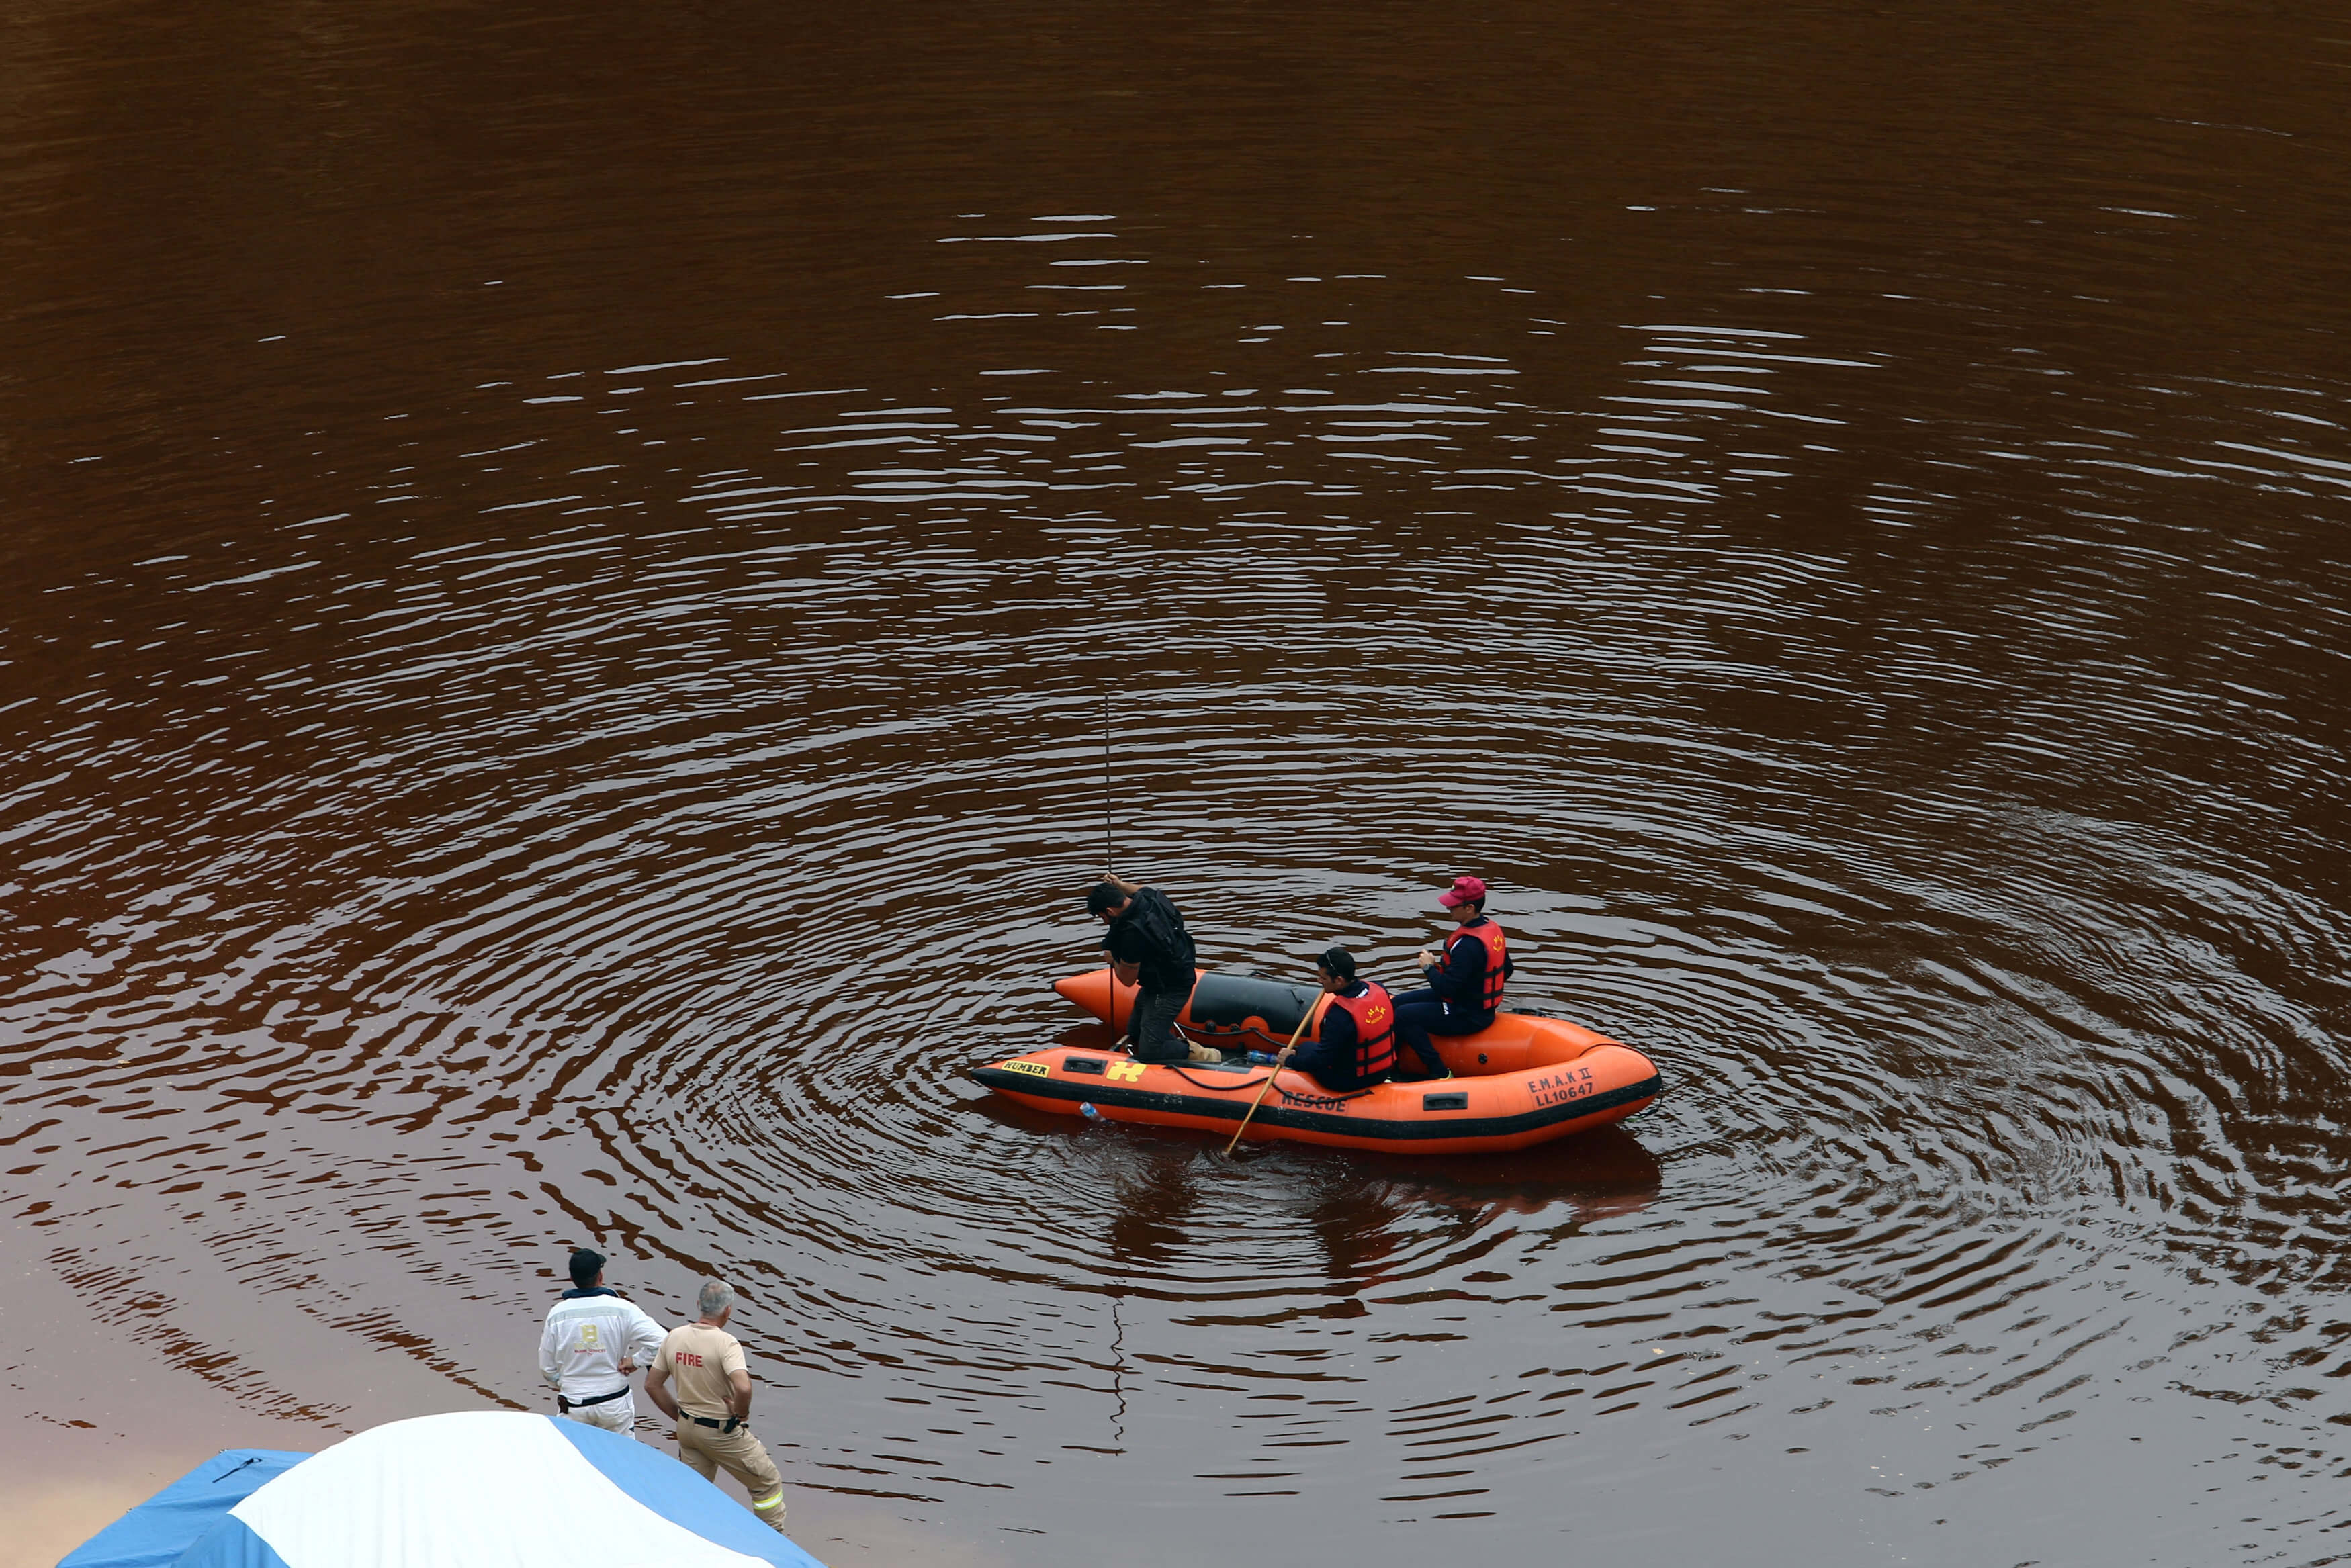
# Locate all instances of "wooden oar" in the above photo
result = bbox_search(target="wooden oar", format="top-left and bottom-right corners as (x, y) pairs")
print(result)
(1223, 992), (1327, 1156)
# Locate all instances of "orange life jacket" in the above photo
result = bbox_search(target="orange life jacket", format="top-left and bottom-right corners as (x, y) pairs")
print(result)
(1327, 982), (1398, 1078)
(1450, 919), (1508, 1011)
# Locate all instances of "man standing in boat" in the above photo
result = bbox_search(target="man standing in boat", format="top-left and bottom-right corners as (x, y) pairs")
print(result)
(1088, 874), (1224, 1064)
(1390, 875), (1511, 1079)
(1283, 947), (1398, 1093)
(539, 1247), (668, 1438)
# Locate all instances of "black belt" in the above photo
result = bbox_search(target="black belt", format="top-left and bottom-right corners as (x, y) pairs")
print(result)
(680, 1412), (742, 1434)
(556, 1385), (631, 1413)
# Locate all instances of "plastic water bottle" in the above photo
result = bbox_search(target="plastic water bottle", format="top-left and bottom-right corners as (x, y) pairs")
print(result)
(1245, 1052), (1276, 1066)
(1079, 1103), (1102, 1121)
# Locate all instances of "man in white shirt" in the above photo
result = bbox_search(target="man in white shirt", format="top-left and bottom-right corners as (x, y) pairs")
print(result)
(538, 1248), (666, 1438)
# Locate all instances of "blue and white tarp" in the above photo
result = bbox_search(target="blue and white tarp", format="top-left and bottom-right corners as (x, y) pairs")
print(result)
(60, 1412), (828, 1568)
(60, 1450), (308, 1568)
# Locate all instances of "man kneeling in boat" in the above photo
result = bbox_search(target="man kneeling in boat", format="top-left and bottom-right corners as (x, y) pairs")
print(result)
(1282, 947), (1397, 1092)
(1090, 874), (1224, 1064)
(1390, 875), (1509, 1080)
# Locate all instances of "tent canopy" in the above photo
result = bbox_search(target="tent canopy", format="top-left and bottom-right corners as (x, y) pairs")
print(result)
(60, 1413), (827, 1568)
(62, 1450), (308, 1568)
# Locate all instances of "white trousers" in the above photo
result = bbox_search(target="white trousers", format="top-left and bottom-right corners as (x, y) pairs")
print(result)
(560, 1389), (637, 1438)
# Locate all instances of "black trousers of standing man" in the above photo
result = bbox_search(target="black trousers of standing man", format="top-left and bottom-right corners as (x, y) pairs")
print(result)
(1126, 983), (1195, 1062)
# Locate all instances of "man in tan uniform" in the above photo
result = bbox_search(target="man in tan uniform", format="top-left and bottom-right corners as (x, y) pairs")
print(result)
(646, 1279), (789, 1534)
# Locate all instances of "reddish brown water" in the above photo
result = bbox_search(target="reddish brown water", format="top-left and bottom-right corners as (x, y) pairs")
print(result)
(6, 0), (2350, 1563)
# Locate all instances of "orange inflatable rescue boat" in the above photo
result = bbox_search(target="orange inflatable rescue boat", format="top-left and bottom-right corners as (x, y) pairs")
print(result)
(971, 969), (1663, 1155)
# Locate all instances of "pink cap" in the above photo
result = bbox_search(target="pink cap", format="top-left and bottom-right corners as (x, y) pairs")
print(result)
(1439, 876), (1489, 907)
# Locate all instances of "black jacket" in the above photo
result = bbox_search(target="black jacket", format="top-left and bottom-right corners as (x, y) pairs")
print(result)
(1102, 886), (1198, 992)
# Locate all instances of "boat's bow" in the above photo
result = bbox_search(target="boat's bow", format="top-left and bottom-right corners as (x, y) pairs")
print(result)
(1052, 966), (1119, 1024)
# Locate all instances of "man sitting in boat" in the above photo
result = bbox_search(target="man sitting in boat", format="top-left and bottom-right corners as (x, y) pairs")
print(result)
(1089, 874), (1224, 1064)
(1390, 875), (1509, 1079)
(1283, 947), (1397, 1092)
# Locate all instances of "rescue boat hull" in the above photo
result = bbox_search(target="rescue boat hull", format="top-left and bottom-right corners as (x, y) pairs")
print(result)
(969, 968), (1663, 1154)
